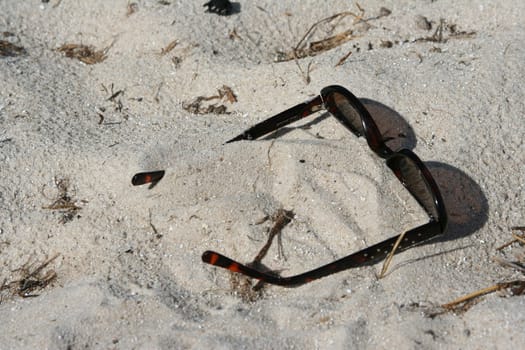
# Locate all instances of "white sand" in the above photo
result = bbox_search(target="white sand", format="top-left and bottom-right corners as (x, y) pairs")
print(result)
(1, 0), (524, 348)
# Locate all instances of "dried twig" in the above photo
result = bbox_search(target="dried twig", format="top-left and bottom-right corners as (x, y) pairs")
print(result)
(513, 233), (525, 245)
(230, 208), (295, 298)
(0, 40), (26, 57)
(42, 177), (83, 224)
(335, 50), (352, 67)
(441, 281), (525, 313)
(496, 227), (525, 250)
(294, 59), (314, 84)
(56, 43), (110, 64)
(182, 85), (237, 114)
(276, 13), (359, 62)
(160, 39), (178, 55)
(493, 256), (525, 274)
(378, 231), (407, 279)
(413, 19), (476, 44)
(1, 254), (60, 300)
(253, 209), (295, 263)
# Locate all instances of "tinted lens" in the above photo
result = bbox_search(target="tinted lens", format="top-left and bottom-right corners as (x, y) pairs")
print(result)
(330, 92), (364, 136)
(390, 155), (439, 220)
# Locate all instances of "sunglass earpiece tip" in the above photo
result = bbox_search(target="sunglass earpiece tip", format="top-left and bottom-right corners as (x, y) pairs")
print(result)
(225, 133), (248, 144)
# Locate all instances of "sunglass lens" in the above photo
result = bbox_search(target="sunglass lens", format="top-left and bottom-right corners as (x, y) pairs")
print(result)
(329, 92), (364, 136)
(389, 154), (439, 220)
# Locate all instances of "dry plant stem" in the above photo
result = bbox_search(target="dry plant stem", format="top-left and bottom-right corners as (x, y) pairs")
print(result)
(149, 209), (160, 237)
(161, 39), (178, 55)
(378, 230), (407, 278)
(24, 254), (60, 280)
(308, 29), (355, 54)
(496, 232), (525, 251)
(335, 50), (352, 67)
(182, 85), (236, 114)
(0, 40), (26, 57)
(493, 256), (525, 274)
(413, 19), (476, 44)
(442, 284), (502, 309)
(248, 208), (294, 292)
(496, 239), (516, 251)
(108, 89), (124, 101)
(42, 177), (82, 223)
(290, 27), (356, 61)
(294, 59), (313, 84)
(275, 9), (364, 63)
(442, 281), (523, 310)
(293, 11), (361, 53)
(19, 270), (57, 297)
(253, 209), (294, 263)
(154, 82), (163, 103)
(279, 8), (366, 82)
(2, 253), (61, 298)
(57, 43), (109, 64)
(513, 233), (525, 245)
(42, 202), (81, 210)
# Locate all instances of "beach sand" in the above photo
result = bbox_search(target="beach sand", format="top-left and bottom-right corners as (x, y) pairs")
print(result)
(1, 0), (524, 348)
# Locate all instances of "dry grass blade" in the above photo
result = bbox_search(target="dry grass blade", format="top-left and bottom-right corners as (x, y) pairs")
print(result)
(378, 231), (407, 279)
(493, 256), (525, 274)
(182, 97), (228, 115)
(441, 280), (525, 314)
(308, 29), (355, 55)
(1, 254), (60, 301)
(42, 177), (83, 224)
(182, 85), (237, 115)
(335, 50), (352, 67)
(253, 209), (294, 263)
(293, 59), (314, 84)
(513, 233), (525, 245)
(294, 11), (362, 53)
(276, 11), (361, 62)
(160, 39), (178, 55)
(442, 284), (505, 310)
(56, 43), (109, 64)
(414, 19), (476, 44)
(496, 234), (525, 251)
(496, 227), (525, 250)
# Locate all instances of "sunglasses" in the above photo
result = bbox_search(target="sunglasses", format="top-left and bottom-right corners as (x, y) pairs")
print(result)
(202, 85), (448, 286)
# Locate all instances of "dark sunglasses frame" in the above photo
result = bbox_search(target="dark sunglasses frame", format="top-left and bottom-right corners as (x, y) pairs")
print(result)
(202, 85), (448, 286)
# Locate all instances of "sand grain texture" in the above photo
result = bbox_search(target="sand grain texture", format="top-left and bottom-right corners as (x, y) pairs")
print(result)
(1, 0), (524, 349)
